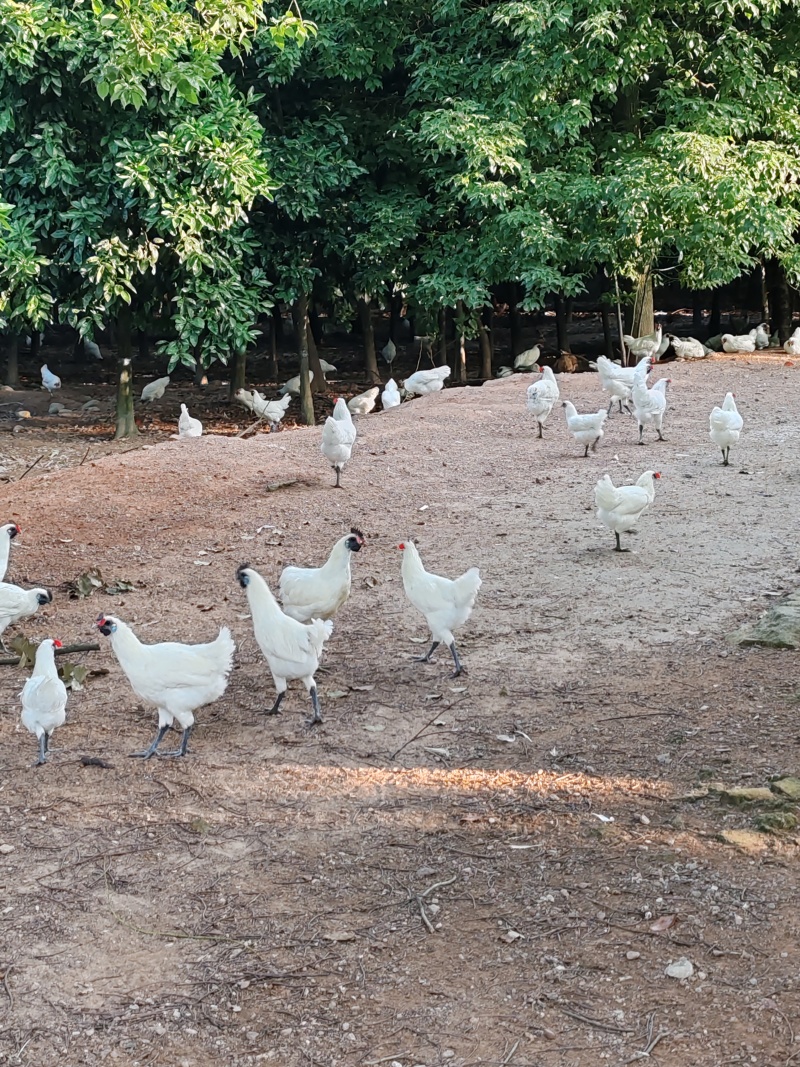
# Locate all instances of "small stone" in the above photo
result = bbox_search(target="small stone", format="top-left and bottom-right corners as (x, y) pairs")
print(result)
(716, 785), (777, 806)
(772, 777), (800, 800)
(638, 814), (650, 825)
(720, 829), (769, 854)
(0, 844), (15, 854)
(665, 957), (694, 980)
(626, 951), (641, 960)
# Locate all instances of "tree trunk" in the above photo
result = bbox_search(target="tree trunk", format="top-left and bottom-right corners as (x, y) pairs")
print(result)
(709, 289), (722, 336)
(389, 287), (402, 343)
(137, 329), (149, 363)
(766, 258), (792, 341)
(478, 307), (492, 379)
(760, 266), (769, 324)
(438, 308), (448, 366)
(292, 295), (315, 425)
(30, 331), (40, 364)
(4, 334), (19, 388)
(272, 303), (284, 342)
(631, 272), (655, 337)
(267, 318), (278, 379)
(306, 319), (325, 393)
(308, 305), (323, 347)
(509, 284), (523, 357)
(230, 348), (247, 398)
(600, 304), (614, 360)
(454, 301), (467, 383)
(555, 294), (571, 353)
(692, 291), (705, 333)
(114, 308), (138, 440)
(357, 296), (380, 385)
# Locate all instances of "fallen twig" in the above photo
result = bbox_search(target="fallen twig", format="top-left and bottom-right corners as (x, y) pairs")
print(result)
(389, 710), (447, 760)
(0, 642), (100, 667)
(1, 964), (13, 1012)
(236, 415), (268, 439)
(557, 1004), (634, 1034)
(499, 1039), (520, 1066)
(17, 454), (44, 481)
(78, 445), (91, 466)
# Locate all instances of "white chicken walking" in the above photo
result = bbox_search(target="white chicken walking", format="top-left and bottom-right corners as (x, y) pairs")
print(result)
(178, 403), (203, 438)
(250, 390), (292, 429)
(595, 471), (661, 552)
(381, 378), (401, 410)
(280, 528), (365, 623)
(348, 386), (380, 416)
(20, 638), (67, 766)
(632, 376), (670, 444)
(526, 366), (560, 437)
(0, 522), (20, 583)
(321, 397), (357, 489)
(592, 354), (651, 415)
(96, 615), (235, 758)
(40, 364), (61, 395)
(141, 375), (170, 402)
(279, 371), (314, 397)
(237, 564), (333, 725)
(398, 540), (481, 677)
(402, 365), (451, 396)
(709, 392), (743, 466)
(0, 583), (52, 653)
(561, 401), (608, 456)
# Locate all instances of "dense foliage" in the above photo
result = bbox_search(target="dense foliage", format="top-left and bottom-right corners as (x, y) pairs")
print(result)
(2, 0), (800, 429)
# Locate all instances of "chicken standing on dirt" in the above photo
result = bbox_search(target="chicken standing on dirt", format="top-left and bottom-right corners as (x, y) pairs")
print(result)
(280, 371), (314, 397)
(20, 638), (67, 766)
(279, 528), (365, 623)
(178, 404), (202, 438)
(632, 376), (670, 444)
(96, 615), (235, 759)
(562, 401), (607, 456)
(237, 564), (333, 726)
(709, 392), (743, 466)
(595, 471), (661, 552)
(41, 365), (61, 395)
(0, 522), (20, 582)
(402, 365), (451, 396)
(381, 379), (401, 410)
(321, 397), (357, 489)
(398, 541), (481, 677)
(141, 376), (170, 402)
(623, 326), (665, 362)
(526, 366), (560, 437)
(0, 584), (52, 653)
(592, 354), (652, 414)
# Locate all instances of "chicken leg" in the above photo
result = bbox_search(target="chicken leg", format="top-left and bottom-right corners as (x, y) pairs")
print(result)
(307, 684), (323, 726)
(35, 732), (49, 766)
(722, 447), (729, 466)
(613, 532), (630, 553)
(638, 424), (645, 444)
(158, 726), (192, 758)
(657, 429), (665, 441)
(583, 443), (590, 457)
(537, 423), (543, 439)
(415, 640), (440, 663)
(266, 692), (285, 716)
(448, 642), (465, 677)
(333, 466), (343, 489)
(130, 723), (170, 759)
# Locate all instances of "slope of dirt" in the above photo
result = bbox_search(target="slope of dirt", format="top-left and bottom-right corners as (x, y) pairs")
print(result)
(1, 357), (799, 1067)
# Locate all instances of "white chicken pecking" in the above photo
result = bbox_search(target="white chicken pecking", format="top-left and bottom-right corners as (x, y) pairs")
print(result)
(721, 330), (756, 353)
(381, 378), (401, 410)
(237, 564), (333, 725)
(41, 365), (61, 395)
(526, 366), (560, 438)
(514, 345), (541, 371)
(709, 392), (743, 466)
(381, 339), (396, 365)
(141, 375), (170, 402)
(178, 404), (203, 438)
(402, 365), (451, 396)
(348, 386), (380, 416)
(83, 338), (103, 361)
(632, 375), (670, 444)
(279, 371), (314, 397)
(321, 397), (357, 489)
(280, 528), (365, 623)
(0, 583), (52, 653)
(595, 471), (661, 552)
(667, 335), (708, 361)
(784, 327), (800, 356)
(0, 522), (20, 582)
(398, 540), (481, 677)
(96, 615), (235, 758)
(20, 638), (67, 766)
(561, 401), (608, 456)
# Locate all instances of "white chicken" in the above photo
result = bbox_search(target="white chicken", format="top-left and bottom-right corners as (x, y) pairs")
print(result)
(623, 326), (664, 362)
(20, 638), (67, 765)
(398, 540), (481, 677)
(83, 338), (103, 360)
(561, 401), (608, 456)
(496, 366), (514, 378)
(632, 376), (670, 444)
(526, 366), (560, 438)
(514, 345), (541, 371)
(381, 339), (396, 365)
(178, 403), (203, 438)
(250, 390), (292, 429)
(141, 375), (170, 402)
(595, 471), (661, 552)
(721, 330), (756, 353)
(319, 358), (338, 377)
(279, 371), (314, 397)
(784, 327), (800, 356)
(279, 528), (365, 623)
(754, 322), (770, 350)
(667, 335), (708, 361)
(592, 354), (651, 414)
(709, 392), (743, 466)
(402, 365), (451, 396)
(0, 522), (20, 582)
(0, 583), (52, 653)
(382, 378), (401, 410)
(41, 364), (61, 394)
(348, 386), (380, 416)
(237, 564), (333, 725)
(96, 614), (235, 758)
(321, 397), (357, 488)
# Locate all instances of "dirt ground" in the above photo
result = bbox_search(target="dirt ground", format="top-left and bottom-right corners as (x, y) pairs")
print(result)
(1, 351), (799, 1067)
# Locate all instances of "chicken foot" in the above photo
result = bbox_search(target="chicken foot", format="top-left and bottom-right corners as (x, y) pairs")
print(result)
(333, 466), (343, 489)
(537, 423), (544, 439)
(158, 726), (192, 758)
(307, 685), (323, 727)
(35, 733), (49, 767)
(265, 692), (285, 716)
(129, 723), (170, 759)
(613, 532), (630, 553)
(722, 447), (730, 466)
(414, 640), (440, 663)
(448, 642), (465, 677)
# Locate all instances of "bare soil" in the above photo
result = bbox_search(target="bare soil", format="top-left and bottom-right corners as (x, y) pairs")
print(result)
(1, 352), (799, 1067)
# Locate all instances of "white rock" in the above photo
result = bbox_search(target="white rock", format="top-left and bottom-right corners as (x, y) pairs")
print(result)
(665, 957), (694, 980)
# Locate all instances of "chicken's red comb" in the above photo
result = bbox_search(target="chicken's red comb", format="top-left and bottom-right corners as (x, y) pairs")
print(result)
(397, 542), (405, 550)
(53, 639), (63, 649)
